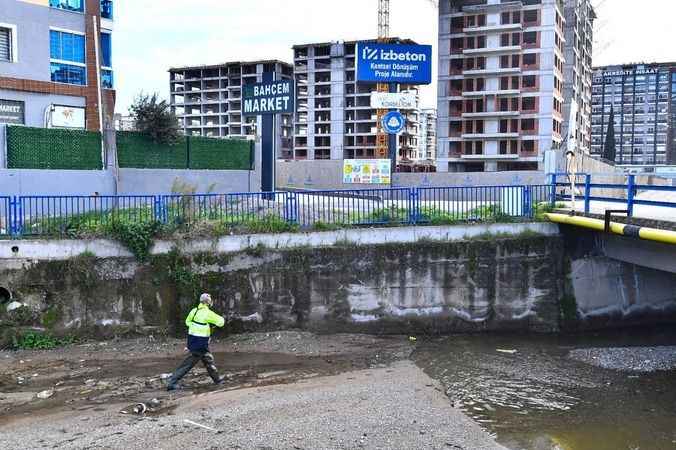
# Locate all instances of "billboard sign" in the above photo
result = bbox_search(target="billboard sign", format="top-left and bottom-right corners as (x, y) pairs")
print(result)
(356, 42), (432, 85)
(0, 99), (25, 125)
(51, 105), (86, 129)
(370, 92), (417, 109)
(343, 159), (391, 185)
(243, 79), (295, 116)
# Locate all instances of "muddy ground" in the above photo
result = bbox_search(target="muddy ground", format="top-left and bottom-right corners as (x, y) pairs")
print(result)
(0, 332), (411, 427)
(0, 332), (508, 450)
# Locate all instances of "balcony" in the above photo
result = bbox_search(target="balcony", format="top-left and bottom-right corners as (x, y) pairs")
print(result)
(463, 67), (521, 76)
(461, 153), (520, 160)
(461, 132), (519, 139)
(462, 89), (520, 97)
(463, 45), (521, 55)
(463, 23), (521, 34)
(462, 110), (520, 118)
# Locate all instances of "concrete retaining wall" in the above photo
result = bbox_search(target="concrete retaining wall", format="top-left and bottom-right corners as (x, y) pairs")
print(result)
(276, 159), (547, 190)
(1, 223), (674, 337)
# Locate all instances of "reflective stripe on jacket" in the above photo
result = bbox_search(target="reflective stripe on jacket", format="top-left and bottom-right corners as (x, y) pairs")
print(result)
(186, 304), (225, 338)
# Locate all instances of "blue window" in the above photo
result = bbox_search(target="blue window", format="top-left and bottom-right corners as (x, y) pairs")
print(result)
(101, 70), (114, 89)
(50, 30), (86, 85)
(100, 33), (113, 89)
(50, 30), (85, 63)
(51, 63), (86, 85)
(101, 0), (113, 20)
(100, 33), (112, 68)
(49, 0), (84, 13)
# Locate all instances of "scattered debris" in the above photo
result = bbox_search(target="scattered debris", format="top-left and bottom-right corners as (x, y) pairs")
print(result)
(184, 419), (218, 432)
(6, 301), (25, 312)
(409, 336), (418, 342)
(36, 390), (54, 399)
(132, 403), (147, 415)
(496, 349), (518, 354)
(159, 373), (172, 380)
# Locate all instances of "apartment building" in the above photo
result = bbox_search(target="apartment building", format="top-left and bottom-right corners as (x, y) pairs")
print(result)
(562, 0), (594, 154)
(437, 0), (567, 172)
(591, 62), (676, 166)
(291, 40), (419, 161)
(0, 0), (115, 131)
(418, 108), (438, 160)
(169, 61), (293, 157)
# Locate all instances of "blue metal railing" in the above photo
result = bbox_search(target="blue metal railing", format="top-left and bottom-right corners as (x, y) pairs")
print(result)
(3, 178), (671, 238)
(0, 196), (10, 237)
(551, 173), (676, 217)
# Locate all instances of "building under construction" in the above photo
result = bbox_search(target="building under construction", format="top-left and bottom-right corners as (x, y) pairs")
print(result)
(290, 39), (420, 161)
(169, 60), (294, 157)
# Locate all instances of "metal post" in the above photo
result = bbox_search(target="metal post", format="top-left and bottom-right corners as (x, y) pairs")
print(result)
(153, 195), (164, 223)
(523, 185), (532, 218)
(627, 174), (636, 217)
(388, 83), (397, 183)
(549, 173), (556, 207)
(9, 196), (17, 237)
(584, 173), (591, 214)
(408, 187), (418, 225)
(284, 192), (298, 224)
(261, 72), (275, 200)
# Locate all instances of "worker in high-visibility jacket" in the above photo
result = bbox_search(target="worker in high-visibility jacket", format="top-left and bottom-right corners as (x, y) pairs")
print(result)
(167, 293), (226, 391)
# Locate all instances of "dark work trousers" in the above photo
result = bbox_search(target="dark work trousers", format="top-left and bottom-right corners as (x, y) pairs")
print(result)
(168, 350), (220, 387)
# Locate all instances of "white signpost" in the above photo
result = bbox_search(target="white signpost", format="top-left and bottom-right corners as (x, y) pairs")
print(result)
(370, 92), (417, 109)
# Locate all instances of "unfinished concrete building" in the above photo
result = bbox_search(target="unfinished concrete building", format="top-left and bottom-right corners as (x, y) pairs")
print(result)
(169, 60), (293, 157)
(418, 108), (438, 160)
(437, 0), (567, 172)
(562, 0), (595, 155)
(291, 40), (420, 161)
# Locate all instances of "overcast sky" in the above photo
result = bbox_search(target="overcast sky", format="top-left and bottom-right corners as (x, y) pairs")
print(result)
(113, 0), (676, 114)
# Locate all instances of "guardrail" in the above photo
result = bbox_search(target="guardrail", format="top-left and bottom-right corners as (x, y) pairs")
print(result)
(550, 173), (676, 217)
(0, 185), (555, 238)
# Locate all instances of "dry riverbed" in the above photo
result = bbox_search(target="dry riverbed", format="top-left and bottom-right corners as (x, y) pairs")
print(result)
(0, 331), (506, 450)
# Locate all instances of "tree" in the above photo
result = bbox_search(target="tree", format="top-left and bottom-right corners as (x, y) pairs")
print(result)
(602, 105), (617, 163)
(129, 93), (180, 144)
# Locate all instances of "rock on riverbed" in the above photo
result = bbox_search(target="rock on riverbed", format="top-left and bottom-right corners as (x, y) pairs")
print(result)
(568, 346), (676, 372)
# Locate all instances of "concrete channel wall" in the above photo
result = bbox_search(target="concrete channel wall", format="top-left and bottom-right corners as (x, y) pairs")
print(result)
(1, 223), (675, 339)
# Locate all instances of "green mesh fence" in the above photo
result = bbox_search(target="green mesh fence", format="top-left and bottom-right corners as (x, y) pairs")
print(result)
(189, 136), (252, 170)
(6, 126), (102, 170)
(116, 132), (252, 170)
(116, 132), (187, 169)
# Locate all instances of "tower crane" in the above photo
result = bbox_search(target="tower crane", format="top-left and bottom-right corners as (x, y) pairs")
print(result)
(375, 0), (391, 159)
(375, 0), (438, 161)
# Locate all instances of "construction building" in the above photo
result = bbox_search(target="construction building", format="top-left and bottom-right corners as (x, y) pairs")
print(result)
(591, 62), (676, 167)
(436, 0), (569, 172)
(418, 108), (438, 160)
(291, 39), (420, 161)
(169, 60), (294, 157)
(562, 0), (595, 155)
(0, 0), (115, 131)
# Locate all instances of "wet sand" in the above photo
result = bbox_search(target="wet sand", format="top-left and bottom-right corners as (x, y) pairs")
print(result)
(0, 332), (505, 450)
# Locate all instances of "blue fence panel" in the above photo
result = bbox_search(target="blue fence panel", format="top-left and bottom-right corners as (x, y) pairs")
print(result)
(0, 196), (10, 236)
(17, 195), (156, 236)
(416, 185), (537, 223)
(293, 188), (412, 227)
(161, 192), (288, 229)
(3, 178), (675, 238)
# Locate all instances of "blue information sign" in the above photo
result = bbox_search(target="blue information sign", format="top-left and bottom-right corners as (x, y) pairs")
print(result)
(356, 42), (433, 85)
(382, 111), (405, 135)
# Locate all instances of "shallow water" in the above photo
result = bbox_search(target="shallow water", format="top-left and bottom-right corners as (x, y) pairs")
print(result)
(414, 327), (676, 450)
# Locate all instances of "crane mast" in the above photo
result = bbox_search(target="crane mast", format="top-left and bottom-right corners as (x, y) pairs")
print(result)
(376, 0), (391, 159)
